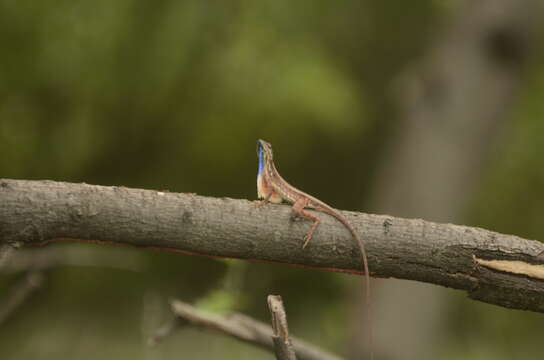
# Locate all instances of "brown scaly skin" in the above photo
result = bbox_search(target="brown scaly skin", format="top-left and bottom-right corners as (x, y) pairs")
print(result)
(256, 139), (373, 359)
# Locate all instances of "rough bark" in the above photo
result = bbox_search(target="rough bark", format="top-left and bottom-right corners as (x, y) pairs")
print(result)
(1, 179), (543, 312)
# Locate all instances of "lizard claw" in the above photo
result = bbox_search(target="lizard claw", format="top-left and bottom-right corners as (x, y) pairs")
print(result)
(302, 235), (311, 249)
(255, 200), (268, 207)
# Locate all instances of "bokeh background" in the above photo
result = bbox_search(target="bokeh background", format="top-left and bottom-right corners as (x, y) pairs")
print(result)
(1, 1), (544, 359)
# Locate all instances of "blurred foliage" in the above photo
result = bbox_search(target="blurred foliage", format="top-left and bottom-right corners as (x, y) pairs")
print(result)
(0, 1), (543, 359)
(472, 66), (544, 239)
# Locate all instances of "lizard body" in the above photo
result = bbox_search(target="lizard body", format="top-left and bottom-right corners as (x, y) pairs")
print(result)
(256, 139), (372, 358)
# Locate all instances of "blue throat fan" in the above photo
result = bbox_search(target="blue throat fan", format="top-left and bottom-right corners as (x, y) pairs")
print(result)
(257, 141), (264, 176)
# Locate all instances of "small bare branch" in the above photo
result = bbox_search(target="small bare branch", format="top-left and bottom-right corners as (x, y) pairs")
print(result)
(0, 245), (147, 327)
(160, 299), (342, 360)
(268, 295), (297, 360)
(0, 243), (16, 270)
(1, 246), (147, 274)
(0, 271), (44, 326)
(148, 317), (183, 346)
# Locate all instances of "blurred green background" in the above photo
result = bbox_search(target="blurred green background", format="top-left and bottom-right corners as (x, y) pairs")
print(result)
(1, 1), (544, 359)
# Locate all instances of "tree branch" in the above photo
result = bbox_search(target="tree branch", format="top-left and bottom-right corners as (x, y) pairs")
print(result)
(165, 299), (341, 360)
(0, 271), (45, 326)
(1, 246), (147, 273)
(0, 243), (16, 270)
(267, 295), (297, 360)
(1, 179), (543, 312)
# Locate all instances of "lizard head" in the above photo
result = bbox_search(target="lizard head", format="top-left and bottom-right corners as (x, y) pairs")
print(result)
(257, 139), (273, 175)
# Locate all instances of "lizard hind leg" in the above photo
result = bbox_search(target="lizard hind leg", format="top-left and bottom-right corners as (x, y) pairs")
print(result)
(291, 198), (321, 249)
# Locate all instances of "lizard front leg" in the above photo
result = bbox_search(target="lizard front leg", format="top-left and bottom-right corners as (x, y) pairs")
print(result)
(291, 198), (321, 248)
(257, 190), (284, 206)
(256, 191), (273, 206)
